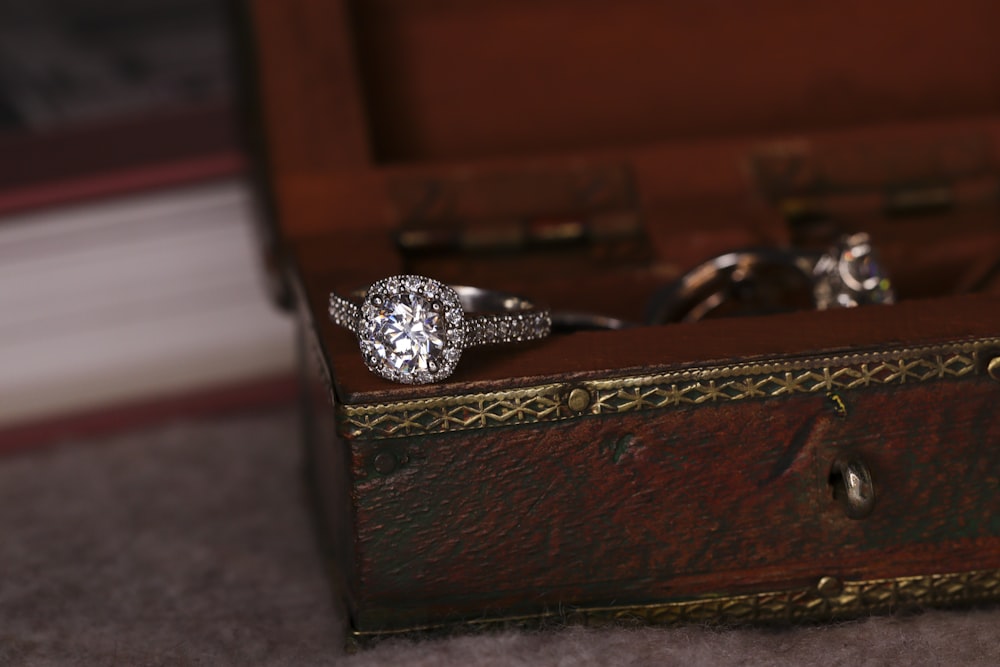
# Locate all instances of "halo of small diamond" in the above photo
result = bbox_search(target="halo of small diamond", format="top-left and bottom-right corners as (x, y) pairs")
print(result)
(358, 275), (466, 384)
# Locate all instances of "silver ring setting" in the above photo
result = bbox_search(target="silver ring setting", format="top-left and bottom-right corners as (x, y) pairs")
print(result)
(329, 275), (551, 384)
(647, 232), (896, 324)
(812, 232), (895, 309)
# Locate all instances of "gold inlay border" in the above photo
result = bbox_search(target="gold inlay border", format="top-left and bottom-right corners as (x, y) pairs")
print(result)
(350, 567), (1000, 641)
(338, 337), (1000, 440)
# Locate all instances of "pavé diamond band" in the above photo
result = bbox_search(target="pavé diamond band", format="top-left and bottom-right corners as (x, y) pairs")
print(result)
(329, 275), (551, 384)
(646, 232), (896, 324)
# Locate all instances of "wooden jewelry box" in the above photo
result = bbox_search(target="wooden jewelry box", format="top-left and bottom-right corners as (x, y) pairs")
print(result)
(245, 0), (1000, 641)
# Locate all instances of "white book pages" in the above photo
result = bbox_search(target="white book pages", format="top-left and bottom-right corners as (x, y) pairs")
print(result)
(0, 179), (295, 427)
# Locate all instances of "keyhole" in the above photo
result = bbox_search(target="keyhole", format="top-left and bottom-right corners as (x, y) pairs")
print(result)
(829, 458), (875, 519)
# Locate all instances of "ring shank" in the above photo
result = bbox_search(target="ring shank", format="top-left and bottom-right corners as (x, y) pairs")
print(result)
(646, 248), (819, 324)
(450, 286), (550, 348)
(329, 294), (361, 333)
(451, 285), (539, 314)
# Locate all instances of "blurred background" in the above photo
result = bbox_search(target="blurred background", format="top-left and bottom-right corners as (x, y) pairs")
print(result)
(0, 0), (294, 449)
(0, 0), (228, 130)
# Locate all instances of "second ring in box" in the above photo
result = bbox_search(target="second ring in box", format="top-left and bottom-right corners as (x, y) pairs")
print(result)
(646, 232), (896, 324)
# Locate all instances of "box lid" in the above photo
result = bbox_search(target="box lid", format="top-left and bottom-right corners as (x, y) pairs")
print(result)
(250, 0), (1000, 237)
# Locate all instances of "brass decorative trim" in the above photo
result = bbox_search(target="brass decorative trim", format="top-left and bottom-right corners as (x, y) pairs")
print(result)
(350, 567), (1000, 641)
(337, 337), (1000, 440)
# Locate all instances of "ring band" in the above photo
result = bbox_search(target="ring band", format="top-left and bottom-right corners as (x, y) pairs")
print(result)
(646, 232), (895, 324)
(329, 275), (551, 384)
(550, 312), (636, 332)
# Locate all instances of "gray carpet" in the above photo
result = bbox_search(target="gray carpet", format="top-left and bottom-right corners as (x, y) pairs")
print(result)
(2, 407), (999, 666)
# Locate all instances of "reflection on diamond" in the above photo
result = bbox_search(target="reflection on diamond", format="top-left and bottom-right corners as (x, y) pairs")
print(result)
(371, 293), (445, 376)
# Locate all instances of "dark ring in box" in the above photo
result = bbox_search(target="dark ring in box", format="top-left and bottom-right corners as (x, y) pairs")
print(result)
(646, 232), (895, 324)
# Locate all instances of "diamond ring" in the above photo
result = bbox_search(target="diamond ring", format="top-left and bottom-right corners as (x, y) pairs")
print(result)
(646, 232), (895, 324)
(811, 232), (895, 310)
(329, 275), (552, 384)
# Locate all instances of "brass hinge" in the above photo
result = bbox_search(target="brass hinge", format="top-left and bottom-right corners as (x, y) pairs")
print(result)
(389, 163), (642, 254)
(749, 134), (998, 223)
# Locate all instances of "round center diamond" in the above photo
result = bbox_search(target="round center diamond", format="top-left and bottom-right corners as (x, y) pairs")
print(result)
(370, 292), (446, 376)
(356, 276), (468, 383)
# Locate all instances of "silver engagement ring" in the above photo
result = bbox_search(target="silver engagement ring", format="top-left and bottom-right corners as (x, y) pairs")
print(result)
(329, 275), (551, 384)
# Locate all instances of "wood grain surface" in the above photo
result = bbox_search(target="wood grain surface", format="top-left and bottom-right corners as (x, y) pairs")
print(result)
(252, 0), (1000, 635)
(341, 379), (999, 629)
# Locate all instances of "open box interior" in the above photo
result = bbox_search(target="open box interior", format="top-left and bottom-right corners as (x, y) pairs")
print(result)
(253, 0), (1000, 401)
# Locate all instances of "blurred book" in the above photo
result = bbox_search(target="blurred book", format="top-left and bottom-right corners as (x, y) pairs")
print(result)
(0, 1), (296, 448)
(0, 179), (295, 445)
